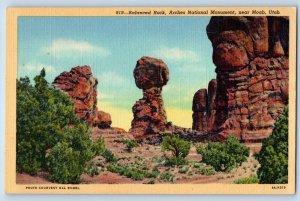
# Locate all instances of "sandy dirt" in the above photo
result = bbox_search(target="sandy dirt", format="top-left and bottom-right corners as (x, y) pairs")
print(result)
(16, 128), (260, 184)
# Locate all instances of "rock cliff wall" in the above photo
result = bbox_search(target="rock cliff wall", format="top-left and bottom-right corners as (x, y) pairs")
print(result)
(193, 16), (289, 142)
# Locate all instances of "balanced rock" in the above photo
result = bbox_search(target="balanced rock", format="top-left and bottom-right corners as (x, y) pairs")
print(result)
(193, 16), (289, 142)
(130, 56), (170, 138)
(134, 56), (169, 89)
(53, 65), (112, 128)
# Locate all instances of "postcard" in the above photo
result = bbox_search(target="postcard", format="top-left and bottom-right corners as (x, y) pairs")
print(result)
(5, 7), (296, 194)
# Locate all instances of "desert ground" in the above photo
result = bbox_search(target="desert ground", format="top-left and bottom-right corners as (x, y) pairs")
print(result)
(17, 127), (261, 185)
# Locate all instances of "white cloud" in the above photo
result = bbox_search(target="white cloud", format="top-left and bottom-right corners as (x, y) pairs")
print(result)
(151, 47), (205, 75)
(163, 85), (179, 93)
(98, 72), (127, 85)
(179, 64), (205, 72)
(152, 47), (199, 63)
(97, 92), (113, 102)
(99, 92), (111, 100)
(97, 101), (113, 110)
(21, 63), (57, 73)
(44, 38), (110, 57)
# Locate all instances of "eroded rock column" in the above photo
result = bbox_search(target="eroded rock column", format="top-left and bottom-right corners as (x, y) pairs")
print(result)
(192, 89), (208, 131)
(192, 79), (217, 132)
(130, 56), (170, 138)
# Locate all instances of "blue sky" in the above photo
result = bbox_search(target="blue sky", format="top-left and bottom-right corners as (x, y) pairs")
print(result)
(18, 16), (216, 130)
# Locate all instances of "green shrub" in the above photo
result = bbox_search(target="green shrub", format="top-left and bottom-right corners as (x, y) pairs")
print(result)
(122, 138), (139, 152)
(198, 166), (216, 176)
(161, 135), (190, 167)
(197, 135), (249, 172)
(46, 123), (97, 183)
(17, 70), (79, 174)
(255, 107), (288, 184)
(192, 162), (215, 175)
(47, 142), (84, 184)
(274, 175), (288, 184)
(59, 123), (95, 161)
(107, 163), (151, 180)
(233, 176), (259, 184)
(159, 172), (174, 182)
(164, 157), (187, 166)
(193, 162), (202, 168)
(92, 137), (106, 156)
(146, 171), (159, 179)
(147, 179), (155, 184)
(16, 140), (43, 175)
(102, 149), (117, 163)
(17, 69), (105, 183)
(161, 135), (190, 158)
(150, 166), (160, 178)
(85, 162), (100, 177)
(179, 167), (189, 174)
(151, 156), (164, 163)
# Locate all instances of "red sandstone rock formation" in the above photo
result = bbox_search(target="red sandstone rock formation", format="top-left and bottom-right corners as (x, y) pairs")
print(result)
(130, 56), (171, 138)
(193, 16), (289, 142)
(192, 79), (217, 132)
(93, 110), (112, 129)
(192, 89), (208, 131)
(53, 65), (112, 128)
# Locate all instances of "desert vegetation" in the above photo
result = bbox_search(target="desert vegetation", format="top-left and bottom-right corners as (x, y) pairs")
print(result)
(161, 135), (190, 166)
(255, 107), (288, 184)
(233, 176), (259, 184)
(17, 69), (113, 183)
(122, 138), (139, 152)
(197, 135), (250, 172)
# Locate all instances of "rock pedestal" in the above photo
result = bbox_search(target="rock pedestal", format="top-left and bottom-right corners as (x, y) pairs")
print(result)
(130, 56), (170, 138)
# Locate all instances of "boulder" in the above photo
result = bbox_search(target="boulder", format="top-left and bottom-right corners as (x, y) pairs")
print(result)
(93, 111), (112, 129)
(134, 56), (169, 90)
